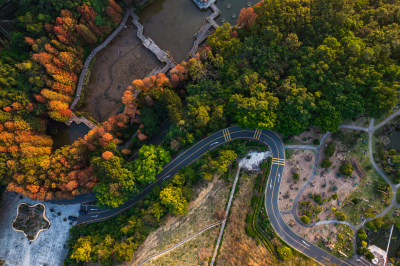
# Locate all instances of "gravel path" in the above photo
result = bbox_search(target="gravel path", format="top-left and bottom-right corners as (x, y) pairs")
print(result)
(290, 132), (330, 225)
(288, 109), (400, 256)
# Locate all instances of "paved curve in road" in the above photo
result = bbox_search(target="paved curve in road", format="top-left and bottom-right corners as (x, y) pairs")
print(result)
(77, 126), (352, 265)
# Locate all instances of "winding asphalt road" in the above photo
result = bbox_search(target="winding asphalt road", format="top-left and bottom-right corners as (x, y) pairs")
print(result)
(76, 126), (352, 265)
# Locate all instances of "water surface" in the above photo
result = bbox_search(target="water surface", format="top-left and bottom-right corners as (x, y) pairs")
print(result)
(48, 121), (90, 150)
(386, 130), (400, 152)
(139, 0), (211, 62)
(215, 0), (258, 25)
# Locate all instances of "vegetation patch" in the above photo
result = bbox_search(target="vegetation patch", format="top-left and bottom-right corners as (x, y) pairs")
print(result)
(12, 203), (50, 241)
(331, 130), (392, 224)
(315, 224), (354, 259)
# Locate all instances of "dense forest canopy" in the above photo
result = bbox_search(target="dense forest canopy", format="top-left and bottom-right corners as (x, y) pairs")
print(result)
(0, 0), (399, 263)
(65, 0), (399, 263)
(179, 0), (400, 139)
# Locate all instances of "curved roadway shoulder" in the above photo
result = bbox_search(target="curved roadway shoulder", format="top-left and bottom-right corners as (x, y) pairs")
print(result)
(77, 126), (353, 266)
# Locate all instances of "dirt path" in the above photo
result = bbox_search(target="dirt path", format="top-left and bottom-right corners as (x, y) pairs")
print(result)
(210, 166), (241, 266)
(285, 109), (400, 256)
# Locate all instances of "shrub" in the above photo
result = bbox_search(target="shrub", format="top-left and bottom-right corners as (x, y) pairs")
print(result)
(340, 162), (354, 176)
(277, 246), (293, 261)
(357, 229), (367, 240)
(300, 215), (311, 224)
(311, 194), (323, 205)
(331, 193), (338, 200)
(245, 226), (256, 238)
(325, 142), (336, 157)
(352, 198), (360, 204)
(293, 172), (300, 181)
(321, 158), (332, 169)
(337, 233), (343, 239)
(260, 161), (267, 169)
(335, 211), (347, 221)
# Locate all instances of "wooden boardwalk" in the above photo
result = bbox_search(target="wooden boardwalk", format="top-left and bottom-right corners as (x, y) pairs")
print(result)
(66, 112), (98, 129)
(189, 3), (220, 57)
(68, 8), (177, 127)
(129, 11), (175, 77)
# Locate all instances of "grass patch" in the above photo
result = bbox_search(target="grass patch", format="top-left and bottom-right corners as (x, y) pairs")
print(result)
(336, 130), (392, 224)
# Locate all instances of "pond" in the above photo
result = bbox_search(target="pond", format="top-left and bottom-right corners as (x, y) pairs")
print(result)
(139, 0), (211, 62)
(47, 121), (90, 150)
(368, 226), (400, 258)
(215, 0), (258, 25)
(386, 130), (400, 152)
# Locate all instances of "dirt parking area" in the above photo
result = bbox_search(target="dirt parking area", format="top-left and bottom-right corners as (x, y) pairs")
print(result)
(131, 175), (230, 265)
(79, 20), (162, 122)
(279, 149), (315, 213)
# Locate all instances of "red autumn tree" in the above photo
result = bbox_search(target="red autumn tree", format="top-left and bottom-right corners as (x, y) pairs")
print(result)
(237, 7), (258, 30)
(102, 151), (113, 160)
(78, 5), (97, 22)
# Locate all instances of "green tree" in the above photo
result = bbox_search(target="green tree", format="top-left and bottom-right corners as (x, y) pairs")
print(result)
(160, 185), (188, 216)
(276, 84), (316, 136)
(229, 93), (278, 129)
(277, 245), (293, 261)
(321, 158), (332, 169)
(293, 172), (300, 181)
(334, 211), (347, 221)
(70, 236), (93, 262)
(128, 145), (171, 184)
(340, 162), (354, 176)
(300, 215), (311, 224)
(150, 202), (165, 222)
(201, 150), (237, 180)
(325, 142), (336, 157)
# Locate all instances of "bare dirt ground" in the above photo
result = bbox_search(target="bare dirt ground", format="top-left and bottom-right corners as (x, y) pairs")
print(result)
(131, 175), (230, 265)
(281, 213), (354, 258)
(288, 129), (389, 225)
(216, 173), (275, 265)
(295, 136), (361, 222)
(279, 149), (315, 213)
(80, 20), (162, 122)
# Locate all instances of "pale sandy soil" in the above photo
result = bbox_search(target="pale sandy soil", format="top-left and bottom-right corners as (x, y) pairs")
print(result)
(279, 150), (315, 212)
(217, 173), (275, 265)
(131, 175), (230, 265)
(281, 213), (353, 257)
(295, 136), (362, 222)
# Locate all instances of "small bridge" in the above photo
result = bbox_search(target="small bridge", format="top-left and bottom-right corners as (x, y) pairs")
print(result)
(65, 112), (98, 130)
